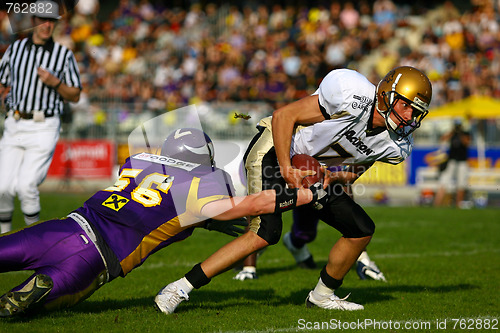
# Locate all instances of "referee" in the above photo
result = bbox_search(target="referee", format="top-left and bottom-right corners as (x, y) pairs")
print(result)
(0, 0), (82, 233)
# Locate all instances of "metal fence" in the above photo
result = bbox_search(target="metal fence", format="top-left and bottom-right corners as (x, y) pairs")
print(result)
(2, 99), (499, 148)
(53, 100), (274, 143)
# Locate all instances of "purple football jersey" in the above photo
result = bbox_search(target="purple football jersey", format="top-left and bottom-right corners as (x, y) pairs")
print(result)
(76, 153), (234, 275)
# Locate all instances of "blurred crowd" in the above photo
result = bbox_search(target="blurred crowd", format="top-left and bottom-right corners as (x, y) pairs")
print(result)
(1, 0), (499, 129)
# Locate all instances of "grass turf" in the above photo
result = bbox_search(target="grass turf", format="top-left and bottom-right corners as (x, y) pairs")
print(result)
(0, 193), (499, 332)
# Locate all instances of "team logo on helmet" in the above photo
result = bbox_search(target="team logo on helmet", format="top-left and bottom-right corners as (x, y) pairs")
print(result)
(161, 128), (215, 167)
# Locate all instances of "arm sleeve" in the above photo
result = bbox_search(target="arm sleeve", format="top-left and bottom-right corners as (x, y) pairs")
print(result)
(63, 50), (82, 89)
(188, 169), (234, 217)
(313, 71), (345, 118)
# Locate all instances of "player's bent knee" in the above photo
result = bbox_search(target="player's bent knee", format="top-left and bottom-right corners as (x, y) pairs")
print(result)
(350, 214), (375, 238)
(302, 230), (318, 243)
(351, 235), (372, 246)
(256, 226), (281, 245)
(245, 230), (270, 249)
(342, 235), (372, 252)
(266, 232), (281, 245)
(252, 213), (283, 246)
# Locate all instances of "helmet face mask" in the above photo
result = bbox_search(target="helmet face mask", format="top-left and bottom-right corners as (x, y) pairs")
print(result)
(376, 66), (432, 138)
(161, 128), (215, 167)
(380, 91), (429, 137)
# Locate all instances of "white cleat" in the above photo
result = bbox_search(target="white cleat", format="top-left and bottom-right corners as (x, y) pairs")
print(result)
(154, 282), (189, 314)
(306, 291), (364, 311)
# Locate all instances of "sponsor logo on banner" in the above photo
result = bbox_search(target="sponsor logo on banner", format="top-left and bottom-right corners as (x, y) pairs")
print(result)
(47, 140), (115, 179)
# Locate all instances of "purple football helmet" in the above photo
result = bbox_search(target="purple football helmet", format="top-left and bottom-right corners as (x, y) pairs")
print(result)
(161, 128), (215, 167)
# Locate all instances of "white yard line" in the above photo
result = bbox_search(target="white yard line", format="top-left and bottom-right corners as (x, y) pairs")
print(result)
(141, 248), (500, 270)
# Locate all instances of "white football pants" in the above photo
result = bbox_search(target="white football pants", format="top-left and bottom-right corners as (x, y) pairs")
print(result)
(0, 116), (60, 216)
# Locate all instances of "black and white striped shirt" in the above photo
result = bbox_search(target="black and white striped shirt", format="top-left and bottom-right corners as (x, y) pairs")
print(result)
(0, 35), (81, 117)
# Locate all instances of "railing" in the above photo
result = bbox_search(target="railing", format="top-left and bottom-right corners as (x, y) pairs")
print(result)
(48, 101), (274, 142)
(416, 166), (500, 192)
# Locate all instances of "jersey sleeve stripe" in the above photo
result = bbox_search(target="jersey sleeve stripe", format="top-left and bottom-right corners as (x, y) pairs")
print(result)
(318, 98), (331, 120)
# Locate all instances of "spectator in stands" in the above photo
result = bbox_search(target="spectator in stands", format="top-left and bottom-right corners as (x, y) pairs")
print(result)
(17, 1), (498, 137)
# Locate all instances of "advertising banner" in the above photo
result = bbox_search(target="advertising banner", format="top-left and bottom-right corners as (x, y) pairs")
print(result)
(47, 140), (115, 179)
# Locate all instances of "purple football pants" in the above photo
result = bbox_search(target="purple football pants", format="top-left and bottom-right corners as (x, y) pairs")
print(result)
(0, 217), (107, 311)
(291, 205), (319, 248)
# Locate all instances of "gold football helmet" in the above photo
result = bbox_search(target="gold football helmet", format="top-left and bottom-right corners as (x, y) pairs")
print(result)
(375, 66), (432, 137)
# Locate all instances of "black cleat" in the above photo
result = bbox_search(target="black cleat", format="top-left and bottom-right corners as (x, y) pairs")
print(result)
(297, 255), (317, 269)
(0, 274), (53, 317)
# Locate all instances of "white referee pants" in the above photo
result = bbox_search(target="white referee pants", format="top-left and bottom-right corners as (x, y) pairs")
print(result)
(0, 116), (60, 216)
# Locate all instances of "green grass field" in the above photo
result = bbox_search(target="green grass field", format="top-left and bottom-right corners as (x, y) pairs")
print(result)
(1, 193), (499, 332)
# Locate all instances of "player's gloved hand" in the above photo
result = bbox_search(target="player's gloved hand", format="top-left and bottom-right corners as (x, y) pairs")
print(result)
(310, 182), (329, 210)
(204, 218), (248, 237)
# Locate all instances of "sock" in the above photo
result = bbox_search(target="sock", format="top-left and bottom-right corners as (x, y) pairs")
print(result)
(312, 278), (334, 300)
(242, 266), (256, 273)
(0, 222), (11, 234)
(177, 277), (194, 294)
(357, 250), (370, 263)
(0, 212), (12, 234)
(314, 265), (343, 297)
(24, 212), (39, 225)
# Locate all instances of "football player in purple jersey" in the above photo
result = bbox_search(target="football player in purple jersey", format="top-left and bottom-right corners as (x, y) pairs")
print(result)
(0, 128), (328, 317)
(156, 66), (432, 313)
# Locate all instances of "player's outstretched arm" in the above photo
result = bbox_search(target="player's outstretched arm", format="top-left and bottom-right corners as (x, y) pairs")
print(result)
(201, 187), (321, 221)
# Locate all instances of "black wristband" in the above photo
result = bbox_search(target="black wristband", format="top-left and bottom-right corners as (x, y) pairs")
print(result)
(274, 187), (298, 213)
(54, 80), (62, 90)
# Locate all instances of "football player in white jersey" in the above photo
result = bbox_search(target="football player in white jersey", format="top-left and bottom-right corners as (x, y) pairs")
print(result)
(156, 66), (432, 313)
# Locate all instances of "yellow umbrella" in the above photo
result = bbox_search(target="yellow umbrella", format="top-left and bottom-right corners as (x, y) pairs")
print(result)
(428, 96), (500, 119)
(427, 96), (500, 169)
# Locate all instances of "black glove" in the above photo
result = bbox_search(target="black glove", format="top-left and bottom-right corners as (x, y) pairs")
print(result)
(310, 182), (329, 210)
(204, 217), (248, 237)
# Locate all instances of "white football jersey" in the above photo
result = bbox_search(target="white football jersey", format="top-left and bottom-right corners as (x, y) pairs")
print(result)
(259, 69), (413, 167)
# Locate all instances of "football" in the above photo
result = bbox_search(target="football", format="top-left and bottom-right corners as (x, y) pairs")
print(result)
(291, 154), (324, 188)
